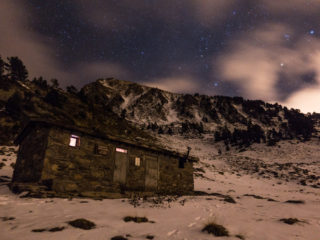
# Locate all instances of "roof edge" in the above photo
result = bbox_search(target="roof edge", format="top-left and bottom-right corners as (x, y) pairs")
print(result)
(15, 119), (199, 161)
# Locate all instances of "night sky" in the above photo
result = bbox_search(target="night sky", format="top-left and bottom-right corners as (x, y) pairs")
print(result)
(1, 0), (320, 113)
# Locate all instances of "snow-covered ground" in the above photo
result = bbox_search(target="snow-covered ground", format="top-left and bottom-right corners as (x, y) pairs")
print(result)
(0, 139), (320, 240)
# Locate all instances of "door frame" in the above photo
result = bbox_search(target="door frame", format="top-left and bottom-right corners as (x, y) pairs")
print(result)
(113, 148), (129, 186)
(144, 154), (159, 191)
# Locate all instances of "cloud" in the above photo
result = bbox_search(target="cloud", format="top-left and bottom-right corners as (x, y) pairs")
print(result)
(217, 23), (320, 112)
(261, 0), (320, 15)
(76, 0), (237, 30)
(73, 62), (130, 85)
(143, 76), (200, 93)
(0, 1), (129, 88)
(0, 1), (71, 82)
(282, 86), (320, 113)
(191, 0), (237, 26)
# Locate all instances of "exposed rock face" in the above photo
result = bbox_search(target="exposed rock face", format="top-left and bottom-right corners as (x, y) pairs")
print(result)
(81, 78), (319, 145)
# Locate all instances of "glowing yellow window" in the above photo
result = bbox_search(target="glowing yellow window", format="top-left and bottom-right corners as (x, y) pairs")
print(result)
(116, 147), (127, 153)
(69, 135), (80, 147)
(135, 157), (141, 166)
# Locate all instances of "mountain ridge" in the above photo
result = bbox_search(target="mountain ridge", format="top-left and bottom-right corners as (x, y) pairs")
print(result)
(0, 74), (319, 146)
(81, 78), (319, 146)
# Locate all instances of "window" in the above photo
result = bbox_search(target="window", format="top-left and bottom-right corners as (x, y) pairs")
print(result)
(135, 157), (141, 166)
(94, 144), (109, 155)
(179, 158), (185, 168)
(116, 147), (127, 153)
(69, 135), (80, 147)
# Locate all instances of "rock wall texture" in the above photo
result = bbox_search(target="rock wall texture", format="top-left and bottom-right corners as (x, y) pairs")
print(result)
(12, 126), (49, 182)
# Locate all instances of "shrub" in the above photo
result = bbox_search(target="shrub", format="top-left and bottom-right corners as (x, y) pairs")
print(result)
(224, 196), (236, 204)
(279, 218), (302, 225)
(5, 92), (23, 118)
(285, 200), (305, 204)
(236, 234), (245, 239)
(123, 216), (148, 223)
(0, 162), (5, 169)
(48, 226), (65, 232)
(1, 217), (15, 221)
(202, 222), (229, 236)
(44, 89), (67, 108)
(111, 236), (128, 240)
(68, 218), (96, 230)
(32, 228), (46, 232)
(10, 162), (15, 169)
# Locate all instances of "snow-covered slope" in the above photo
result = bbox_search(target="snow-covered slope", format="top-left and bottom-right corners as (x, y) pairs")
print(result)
(1, 138), (320, 240)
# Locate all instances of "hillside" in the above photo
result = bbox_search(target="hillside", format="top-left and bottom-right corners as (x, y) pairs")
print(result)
(0, 76), (319, 148)
(82, 78), (319, 146)
(0, 77), (153, 145)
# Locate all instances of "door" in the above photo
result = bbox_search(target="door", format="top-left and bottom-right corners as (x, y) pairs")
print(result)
(113, 152), (128, 185)
(145, 155), (158, 190)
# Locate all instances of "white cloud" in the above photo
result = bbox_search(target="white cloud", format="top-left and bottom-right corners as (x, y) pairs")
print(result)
(217, 23), (320, 112)
(282, 86), (320, 113)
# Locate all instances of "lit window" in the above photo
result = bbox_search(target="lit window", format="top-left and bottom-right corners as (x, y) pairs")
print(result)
(69, 135), (80, 147)
(135, 157), (141, 166)
(116, 147), (127, 153)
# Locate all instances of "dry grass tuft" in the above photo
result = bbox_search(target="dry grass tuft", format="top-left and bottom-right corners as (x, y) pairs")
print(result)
(202, 221), (229, 236)
(68, 218), (96, 230)
(110, 236), (128, 240)
(285, 200), (305, 204)
(279, 218), (303, 225)
(235, 234), (245, 239)
(123, 216), (148, 223)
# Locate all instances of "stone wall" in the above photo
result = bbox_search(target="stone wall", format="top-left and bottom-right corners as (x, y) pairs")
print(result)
(158, 154), (194, 194)
(41, 127), (117, 195)
(14, 125), (194, 197)
(12, 125), (49, 182)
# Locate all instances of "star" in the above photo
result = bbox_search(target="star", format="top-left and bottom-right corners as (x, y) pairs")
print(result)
(284, 34), (290, 40)
(280, 63), (285, 67)
(309, 30), (315, 35)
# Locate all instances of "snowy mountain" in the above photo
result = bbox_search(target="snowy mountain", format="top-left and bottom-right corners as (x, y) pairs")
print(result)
(81, 78), (319, 146)
(0, 76), (319, 148)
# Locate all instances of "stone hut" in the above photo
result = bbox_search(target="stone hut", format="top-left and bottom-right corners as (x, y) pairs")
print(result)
(11, 120), (196, 198)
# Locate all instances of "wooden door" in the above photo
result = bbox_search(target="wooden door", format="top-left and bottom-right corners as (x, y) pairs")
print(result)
(145, 155), (158, 190)
(113, 152), (128, 185)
